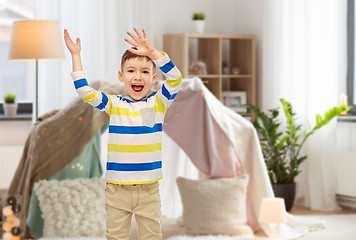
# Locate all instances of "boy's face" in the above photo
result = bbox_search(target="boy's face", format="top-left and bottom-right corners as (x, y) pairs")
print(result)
(118, 57), (157, 101)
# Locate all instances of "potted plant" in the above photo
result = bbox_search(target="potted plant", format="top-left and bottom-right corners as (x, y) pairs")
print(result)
(222, 61), (229, 75)
(3, 93), (18, 117)
(245, 99), (349, 211)
(192, 12), (205, 33)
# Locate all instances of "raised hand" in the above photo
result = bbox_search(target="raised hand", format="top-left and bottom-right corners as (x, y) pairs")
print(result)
(64, 29), (81, 55)
(64, 29), (83, 72)
(125, 28), (162, 60)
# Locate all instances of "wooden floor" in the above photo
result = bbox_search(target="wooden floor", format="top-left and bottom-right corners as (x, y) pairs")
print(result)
(290, 205), (356, 215)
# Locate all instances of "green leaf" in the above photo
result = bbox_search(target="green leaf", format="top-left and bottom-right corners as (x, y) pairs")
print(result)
(245, 102), (350, 184)
(315, 114), (322, 125)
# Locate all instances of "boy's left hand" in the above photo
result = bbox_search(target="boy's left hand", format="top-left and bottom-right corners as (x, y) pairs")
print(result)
(125, 28), (162, 60)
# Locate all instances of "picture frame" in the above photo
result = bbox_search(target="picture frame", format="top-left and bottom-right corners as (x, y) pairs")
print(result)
(222, 91), (247, 112)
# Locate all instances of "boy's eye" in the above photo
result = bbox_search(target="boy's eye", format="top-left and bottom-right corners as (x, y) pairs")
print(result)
(143, 70), (150, 74)
(128, 70), (134, 73)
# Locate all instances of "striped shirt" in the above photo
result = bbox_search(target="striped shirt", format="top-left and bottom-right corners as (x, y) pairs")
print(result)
(71, 53), (182, 185)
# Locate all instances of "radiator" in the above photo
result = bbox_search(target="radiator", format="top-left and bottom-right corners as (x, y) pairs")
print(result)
(0, 146), (23, 189)
(336, 194), (356, 210)
(335, 150), (356, 210)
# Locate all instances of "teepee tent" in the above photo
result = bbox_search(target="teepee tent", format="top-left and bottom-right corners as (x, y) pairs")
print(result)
(160, 78), (273, 230)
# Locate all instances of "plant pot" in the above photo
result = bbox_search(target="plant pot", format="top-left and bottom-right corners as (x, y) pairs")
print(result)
(222, 67), (229, 75)
(272, 182), (296, 211)
(4, 103), (18, 117)
(193, 20), (205, 33)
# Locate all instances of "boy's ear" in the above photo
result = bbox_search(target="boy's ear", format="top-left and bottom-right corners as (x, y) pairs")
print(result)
(118, 71), (123, 82)
(152, 73), (158, 85)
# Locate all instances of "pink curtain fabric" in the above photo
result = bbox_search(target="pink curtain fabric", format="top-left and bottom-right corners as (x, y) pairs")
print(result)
(163, 79), (272, 230)
(164, 89), (243, 178)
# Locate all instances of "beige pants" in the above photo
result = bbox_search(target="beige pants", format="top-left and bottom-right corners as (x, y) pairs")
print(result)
(105, 181), (162, 240)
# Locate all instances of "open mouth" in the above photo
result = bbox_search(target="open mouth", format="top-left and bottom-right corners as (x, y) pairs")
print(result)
(132, 84), (144, 92)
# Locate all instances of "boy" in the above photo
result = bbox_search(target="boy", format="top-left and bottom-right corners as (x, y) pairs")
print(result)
(64, 28), (182, 240)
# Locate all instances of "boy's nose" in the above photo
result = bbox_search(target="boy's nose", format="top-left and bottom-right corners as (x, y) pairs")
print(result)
(134, 72), (142, 79)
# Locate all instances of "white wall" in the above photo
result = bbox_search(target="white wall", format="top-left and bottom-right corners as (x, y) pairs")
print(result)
(147, 0), (263, 48)
(0, 120), (31, 189)
(131, 0), (264, 104)
(0, 120), (32, 146)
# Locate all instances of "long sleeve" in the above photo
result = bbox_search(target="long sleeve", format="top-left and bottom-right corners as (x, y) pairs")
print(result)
(153, 53), (182, 114)
(71, 71), (112, 114)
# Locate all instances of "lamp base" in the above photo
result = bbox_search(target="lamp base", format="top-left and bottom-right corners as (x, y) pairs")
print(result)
(266, 223), (282, 239)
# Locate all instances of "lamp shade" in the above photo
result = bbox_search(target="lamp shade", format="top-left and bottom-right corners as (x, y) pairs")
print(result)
(258, 198), (287, 224)
(8, 20), (65, 60)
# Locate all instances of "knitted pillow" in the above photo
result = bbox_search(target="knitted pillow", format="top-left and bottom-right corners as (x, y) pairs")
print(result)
(34, 178), (106, 238)
(176, 174), (253, 236)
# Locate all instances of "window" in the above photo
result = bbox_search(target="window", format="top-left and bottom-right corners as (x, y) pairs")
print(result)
(347, 0), (356, 114)
(0, 0), (34, 102)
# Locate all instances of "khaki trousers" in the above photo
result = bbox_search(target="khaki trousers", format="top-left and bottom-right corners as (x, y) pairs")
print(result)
(105, 181), (162, 240)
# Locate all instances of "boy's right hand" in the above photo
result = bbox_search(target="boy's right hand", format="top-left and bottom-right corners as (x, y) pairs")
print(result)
(64, 29), (81, 55)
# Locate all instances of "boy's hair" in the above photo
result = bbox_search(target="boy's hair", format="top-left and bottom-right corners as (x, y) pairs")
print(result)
(121, 47), (156, 72)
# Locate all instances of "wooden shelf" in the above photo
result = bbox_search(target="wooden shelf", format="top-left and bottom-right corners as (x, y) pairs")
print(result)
(188, 74), (221, 78)
(163, 33), (256, 118)
(188, 74), (253, 78)
(221, 74), (253, 78)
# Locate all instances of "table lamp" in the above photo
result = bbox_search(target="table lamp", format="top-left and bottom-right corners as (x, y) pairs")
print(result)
(8, 20), (65, 121)
(258, 197), (287, 239)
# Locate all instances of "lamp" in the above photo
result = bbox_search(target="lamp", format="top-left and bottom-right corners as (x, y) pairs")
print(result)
(8, 20), (65, 121)
(258, 198), (287, 239)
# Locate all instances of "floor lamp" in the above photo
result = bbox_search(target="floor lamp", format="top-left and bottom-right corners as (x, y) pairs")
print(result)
(8, 20), (65, 121)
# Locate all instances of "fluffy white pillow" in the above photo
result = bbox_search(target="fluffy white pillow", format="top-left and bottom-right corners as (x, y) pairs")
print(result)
(176, 174), (253, 236)
(34, 178), (106, 238)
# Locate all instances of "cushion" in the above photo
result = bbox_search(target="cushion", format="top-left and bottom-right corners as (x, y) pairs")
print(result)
(176, 174), (253, 236)
(34, 178), (106, 238)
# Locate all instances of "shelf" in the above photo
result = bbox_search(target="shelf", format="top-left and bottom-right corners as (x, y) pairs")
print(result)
(188, 74), (253, 78)
(0, 103), (33, 121)
(163, 33), (256, 119)
(0, 113), (32, 121)
(221, 74), (253, 78)
(168, 33), (256, 39)
(188, 74), (221, 78)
